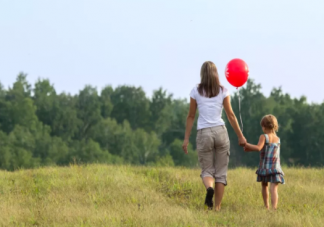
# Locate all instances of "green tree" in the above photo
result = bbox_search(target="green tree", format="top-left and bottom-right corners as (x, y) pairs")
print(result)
(111, 86), (151, 130)
(7, 125), (40, 170)
(69, 139), (111, 164)
(285, 97), (324, 166)
(169, 139), (198, 167)
(91, 118), (133, 159)
(131, 129), (160, 165)
(1, 72), (324, 170)
(0, 130), (11, 169)
(100, 86), (114, 119)
(161, 99), (188, 148)
(33, 79), (57, 127)
(75, 86), (102, 140)
(51, 93), (81, 140)
(4, 75), (38, 133)
(0, 83), (10, 133)
(149, 88), (173, 135)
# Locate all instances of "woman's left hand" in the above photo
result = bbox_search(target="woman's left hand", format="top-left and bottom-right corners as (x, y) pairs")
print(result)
(182, 139), (189, 154)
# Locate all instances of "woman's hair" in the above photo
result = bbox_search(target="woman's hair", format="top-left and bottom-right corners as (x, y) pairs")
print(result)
(198, 61), (222, 98)
(260, 114), (279, 132)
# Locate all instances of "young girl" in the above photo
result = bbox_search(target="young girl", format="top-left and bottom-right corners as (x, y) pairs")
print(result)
(244, 114), (285, 210)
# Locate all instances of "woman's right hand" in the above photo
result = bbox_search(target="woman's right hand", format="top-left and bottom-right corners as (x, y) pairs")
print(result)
(238, 136), (247, 147)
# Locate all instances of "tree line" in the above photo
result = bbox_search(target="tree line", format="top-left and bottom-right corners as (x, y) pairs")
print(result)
(0, 73), (323, 171)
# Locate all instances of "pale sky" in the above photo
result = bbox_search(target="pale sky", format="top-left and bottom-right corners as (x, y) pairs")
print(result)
(0, 0), (323, 103)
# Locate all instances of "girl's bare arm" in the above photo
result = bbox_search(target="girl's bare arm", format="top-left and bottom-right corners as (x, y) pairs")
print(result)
(244, 135), (266, 152)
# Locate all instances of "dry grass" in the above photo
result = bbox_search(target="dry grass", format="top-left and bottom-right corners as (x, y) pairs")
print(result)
(0, 165), (323, 226)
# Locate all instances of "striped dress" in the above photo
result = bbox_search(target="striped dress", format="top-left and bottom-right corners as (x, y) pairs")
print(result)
(256, 134), (285, 184)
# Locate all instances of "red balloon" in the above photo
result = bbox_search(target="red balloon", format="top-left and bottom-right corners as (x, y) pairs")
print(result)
(225, 59), (249, 88)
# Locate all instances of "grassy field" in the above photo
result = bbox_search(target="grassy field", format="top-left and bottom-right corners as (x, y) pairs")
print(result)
(0, 165), (323, 227)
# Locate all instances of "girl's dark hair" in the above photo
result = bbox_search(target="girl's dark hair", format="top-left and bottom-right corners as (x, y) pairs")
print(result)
(198, 61), (223, 98)
(260, 114), (279, 132)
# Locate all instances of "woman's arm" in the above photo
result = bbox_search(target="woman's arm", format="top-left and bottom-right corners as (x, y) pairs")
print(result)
(244, 135), (265, 152)
(182, 98), (197, 154)
(223, 96), (246, 146)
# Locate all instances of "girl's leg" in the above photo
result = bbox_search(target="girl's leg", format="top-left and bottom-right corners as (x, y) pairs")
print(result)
(214, 182), (225, 211)
(261, 182), (269, 209)
(270, 183), (279, 210)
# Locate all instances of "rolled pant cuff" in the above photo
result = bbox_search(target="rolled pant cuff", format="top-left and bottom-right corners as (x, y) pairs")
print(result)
(200, 173), (214, 179)
(215, 177), (227, 186)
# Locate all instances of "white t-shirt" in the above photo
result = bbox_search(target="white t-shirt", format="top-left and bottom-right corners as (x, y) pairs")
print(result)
(190, 85), (230, 130)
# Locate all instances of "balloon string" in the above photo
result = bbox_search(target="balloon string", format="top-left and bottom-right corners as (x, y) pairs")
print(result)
(237, 87), (243, 132)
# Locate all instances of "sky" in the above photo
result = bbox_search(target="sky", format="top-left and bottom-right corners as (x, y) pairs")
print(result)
(0, 0), (323, 103)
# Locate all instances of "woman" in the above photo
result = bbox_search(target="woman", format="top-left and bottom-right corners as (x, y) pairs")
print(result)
(182, 61), (246, 211)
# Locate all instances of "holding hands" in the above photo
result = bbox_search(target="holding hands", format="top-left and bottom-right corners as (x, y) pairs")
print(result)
(243, 134), (267, 152)
(238, 136), (247, 147)
(243, 143), (253, 152)
(239, 136), (254, 152)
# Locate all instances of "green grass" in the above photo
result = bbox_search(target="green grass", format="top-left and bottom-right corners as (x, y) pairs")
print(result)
(0, 165), (323, 226)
